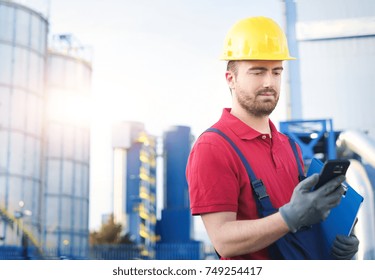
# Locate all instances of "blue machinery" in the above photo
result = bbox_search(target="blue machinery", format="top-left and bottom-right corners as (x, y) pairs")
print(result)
(279, 119), (337, 164)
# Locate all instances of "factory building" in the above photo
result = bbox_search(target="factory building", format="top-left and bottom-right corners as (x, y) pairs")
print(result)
(1, 0), (375, 260)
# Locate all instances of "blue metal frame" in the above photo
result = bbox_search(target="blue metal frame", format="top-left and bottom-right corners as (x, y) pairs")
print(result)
(279, 119), (337, 164)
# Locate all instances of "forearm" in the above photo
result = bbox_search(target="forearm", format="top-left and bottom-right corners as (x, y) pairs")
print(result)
(202, 212), (289, 258)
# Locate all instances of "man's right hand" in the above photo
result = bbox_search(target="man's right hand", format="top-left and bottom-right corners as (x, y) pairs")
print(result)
(279, 174), (346, 233)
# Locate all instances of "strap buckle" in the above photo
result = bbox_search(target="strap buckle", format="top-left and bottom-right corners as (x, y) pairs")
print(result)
(298, 175), (306, 182)
(251, 179), (269, 200)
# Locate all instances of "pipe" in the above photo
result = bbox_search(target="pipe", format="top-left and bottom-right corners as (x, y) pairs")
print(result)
(346, 160), (375, 259)
(337, 130), (375, 259)
(337, 130), (375, 168)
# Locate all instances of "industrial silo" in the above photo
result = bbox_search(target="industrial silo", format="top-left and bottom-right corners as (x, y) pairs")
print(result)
(156, 126), (203, 260)
(0, 0), (47, 251)
(43, 35), (91, 259)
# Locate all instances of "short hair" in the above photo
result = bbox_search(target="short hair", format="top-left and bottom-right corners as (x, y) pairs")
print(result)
(226, 61), (238, 77)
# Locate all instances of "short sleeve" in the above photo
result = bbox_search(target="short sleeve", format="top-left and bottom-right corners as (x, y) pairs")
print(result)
(186, 139), (240, 215)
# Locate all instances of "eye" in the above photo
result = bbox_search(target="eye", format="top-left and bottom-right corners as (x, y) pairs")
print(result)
(250, 71), (264, 76)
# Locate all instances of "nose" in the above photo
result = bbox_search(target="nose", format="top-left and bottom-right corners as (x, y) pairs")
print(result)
(263, 71), (273, 88)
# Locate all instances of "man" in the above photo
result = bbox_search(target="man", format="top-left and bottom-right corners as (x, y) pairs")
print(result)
(186, 16), (359, 260)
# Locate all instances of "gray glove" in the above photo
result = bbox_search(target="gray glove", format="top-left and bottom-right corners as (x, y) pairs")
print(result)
(279, 174), (346, 233)
(332, 233), (359, 260)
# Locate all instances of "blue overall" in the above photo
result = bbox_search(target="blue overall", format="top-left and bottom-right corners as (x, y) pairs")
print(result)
(205, 128), (328, 260)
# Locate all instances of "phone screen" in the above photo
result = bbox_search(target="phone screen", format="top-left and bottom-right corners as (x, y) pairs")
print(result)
(314, 160), (350, 190)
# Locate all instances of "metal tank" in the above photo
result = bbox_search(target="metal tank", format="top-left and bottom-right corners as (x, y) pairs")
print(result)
(160, 126), (192, 242)
(0, 0), (47, 249)
(156, 125), (203, 260)
(43, 35), (91, 259)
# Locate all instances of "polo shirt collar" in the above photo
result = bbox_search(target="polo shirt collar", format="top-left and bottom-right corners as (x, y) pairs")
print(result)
(221, 108), (281, 142)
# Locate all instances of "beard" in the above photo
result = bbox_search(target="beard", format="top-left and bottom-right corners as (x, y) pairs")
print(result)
(236, 88), (279, 117)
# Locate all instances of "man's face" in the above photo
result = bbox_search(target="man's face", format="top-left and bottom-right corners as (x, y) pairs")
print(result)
(226, 60), (283, 117)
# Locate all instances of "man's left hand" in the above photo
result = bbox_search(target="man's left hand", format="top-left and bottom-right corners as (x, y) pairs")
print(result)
(331, 233), (359, 260)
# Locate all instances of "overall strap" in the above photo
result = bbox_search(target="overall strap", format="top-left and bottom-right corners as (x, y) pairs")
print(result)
(288, 138), (306, 182)
(205, 128), (276, 217)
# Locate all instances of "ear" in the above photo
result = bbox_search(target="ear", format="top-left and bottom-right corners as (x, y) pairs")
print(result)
(225, 71), (235, 90)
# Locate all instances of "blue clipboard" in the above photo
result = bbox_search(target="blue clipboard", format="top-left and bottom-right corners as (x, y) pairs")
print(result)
(307, 158), (364, 256)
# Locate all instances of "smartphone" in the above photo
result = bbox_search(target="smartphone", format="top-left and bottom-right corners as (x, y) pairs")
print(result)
(313, 159), (350, 190)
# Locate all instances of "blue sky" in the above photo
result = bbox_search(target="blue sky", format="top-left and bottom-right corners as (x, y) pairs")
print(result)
(48, 0), (286, 236)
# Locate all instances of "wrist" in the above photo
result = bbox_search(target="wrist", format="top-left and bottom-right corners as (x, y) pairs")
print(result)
(279, 204), (298, 233)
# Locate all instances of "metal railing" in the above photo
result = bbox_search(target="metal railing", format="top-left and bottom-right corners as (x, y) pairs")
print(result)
(0, 242), (209, 260)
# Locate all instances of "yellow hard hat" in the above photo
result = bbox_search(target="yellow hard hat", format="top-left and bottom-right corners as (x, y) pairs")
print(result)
(220, 16), (296, 61)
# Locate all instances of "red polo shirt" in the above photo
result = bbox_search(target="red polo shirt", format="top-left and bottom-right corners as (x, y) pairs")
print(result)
(186, 108), (303, 260)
